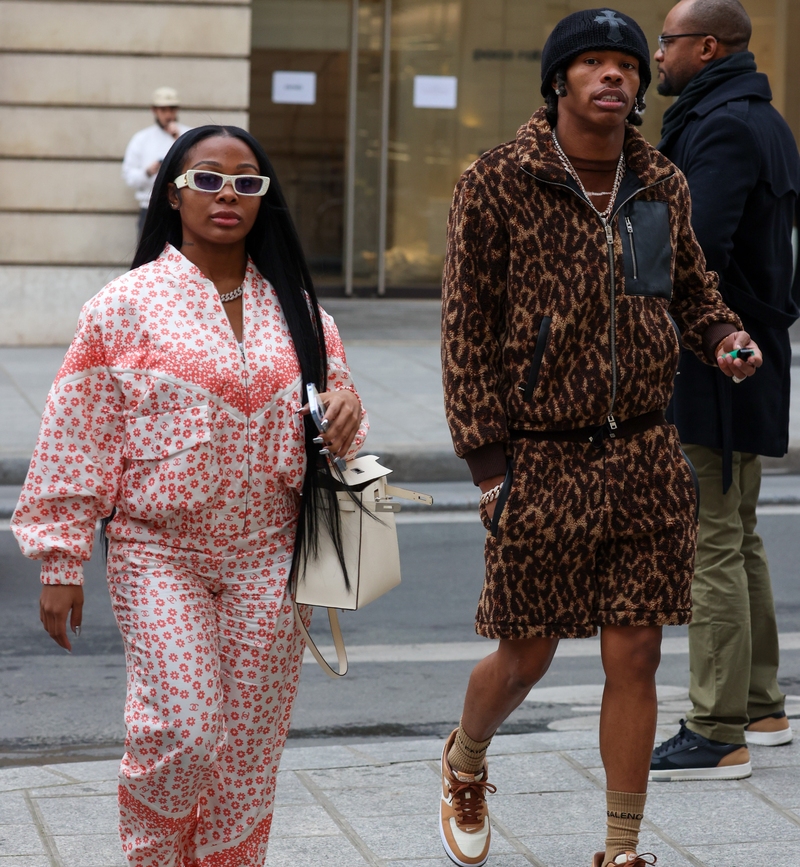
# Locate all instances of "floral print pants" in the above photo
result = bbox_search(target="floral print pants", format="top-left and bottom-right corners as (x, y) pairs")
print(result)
(107, 538), (305, 866)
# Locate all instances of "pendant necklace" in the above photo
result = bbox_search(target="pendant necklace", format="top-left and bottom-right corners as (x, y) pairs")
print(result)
(551, 130), (626, 222)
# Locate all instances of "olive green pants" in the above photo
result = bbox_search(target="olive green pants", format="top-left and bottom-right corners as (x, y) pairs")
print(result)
(684, 444), (785, 745)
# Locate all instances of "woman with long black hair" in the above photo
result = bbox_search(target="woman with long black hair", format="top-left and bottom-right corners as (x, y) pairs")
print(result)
(12, 126), (367, 866)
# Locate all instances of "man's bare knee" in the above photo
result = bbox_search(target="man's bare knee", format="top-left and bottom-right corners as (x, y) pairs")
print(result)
(602, 627), (662, 683)
(495, 638), (558, 693)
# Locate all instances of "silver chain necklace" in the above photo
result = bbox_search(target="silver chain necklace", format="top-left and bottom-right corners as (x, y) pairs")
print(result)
(551, 130), (626, 221)
(218, 282), (244, 303)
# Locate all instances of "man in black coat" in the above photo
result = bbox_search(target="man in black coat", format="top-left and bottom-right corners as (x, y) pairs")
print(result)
(650, 0), (800, 782)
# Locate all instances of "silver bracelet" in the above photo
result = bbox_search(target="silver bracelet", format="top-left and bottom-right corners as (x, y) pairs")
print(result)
(479, 484), (502, 507)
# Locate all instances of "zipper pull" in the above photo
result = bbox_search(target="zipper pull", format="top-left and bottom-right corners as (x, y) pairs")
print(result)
(607, 413), (618, 435)
(604, 222), (613, 245)
(625, 217), (633, 234)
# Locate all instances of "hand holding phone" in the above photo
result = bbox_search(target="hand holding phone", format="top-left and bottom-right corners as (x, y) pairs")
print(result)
(306, 383), (347, 471)
(307, 383), (329, 433)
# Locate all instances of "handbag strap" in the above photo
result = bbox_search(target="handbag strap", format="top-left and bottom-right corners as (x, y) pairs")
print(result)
(384, 483), (434, 505)
(292, 600), (349, 678)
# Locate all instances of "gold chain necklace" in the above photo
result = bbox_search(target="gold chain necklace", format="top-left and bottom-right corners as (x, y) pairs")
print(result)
(551, 130), (626, 222)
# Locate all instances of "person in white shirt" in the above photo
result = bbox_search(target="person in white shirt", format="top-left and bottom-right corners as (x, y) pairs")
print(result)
(121, 86), (190, 236)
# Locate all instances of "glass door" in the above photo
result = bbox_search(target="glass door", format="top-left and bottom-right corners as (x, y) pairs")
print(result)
(250, 0), (352, 291)
(383, 0), (548, 292)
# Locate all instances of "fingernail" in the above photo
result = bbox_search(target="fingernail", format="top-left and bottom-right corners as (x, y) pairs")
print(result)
(320, 419), (329, 433)
(74, 626), (81, 637)
(313, 436), (324, 444)
(65, 648), (71, 654)
(319, 448), (330, 455)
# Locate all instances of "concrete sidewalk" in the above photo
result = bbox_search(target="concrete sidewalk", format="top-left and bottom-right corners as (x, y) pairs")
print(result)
(2, 729), (799, 866)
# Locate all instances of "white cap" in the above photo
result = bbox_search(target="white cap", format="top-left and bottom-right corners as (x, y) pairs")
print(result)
(152, 86), (179, 107)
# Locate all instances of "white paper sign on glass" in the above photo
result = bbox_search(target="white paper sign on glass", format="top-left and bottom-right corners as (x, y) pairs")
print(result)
(272, 71), (317, 105)
(413, 75), (458, 110)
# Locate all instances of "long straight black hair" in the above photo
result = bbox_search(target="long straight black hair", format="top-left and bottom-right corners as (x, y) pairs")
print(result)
(125, 124), (346, 582)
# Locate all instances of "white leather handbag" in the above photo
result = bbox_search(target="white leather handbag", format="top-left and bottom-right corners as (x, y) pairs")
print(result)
(292, 454), (432, 678)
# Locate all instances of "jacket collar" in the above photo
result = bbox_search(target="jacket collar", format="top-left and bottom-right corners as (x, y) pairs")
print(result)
(515, 107), (675, 190)
(159, 244), (209, 285)
(680, 71), (772, 119)
(157, 244), (259, 291)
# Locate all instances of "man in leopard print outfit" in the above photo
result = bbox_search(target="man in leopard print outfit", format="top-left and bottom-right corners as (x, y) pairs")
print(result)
(437, 9), (761, 867)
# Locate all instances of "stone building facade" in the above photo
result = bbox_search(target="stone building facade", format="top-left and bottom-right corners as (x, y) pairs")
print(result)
(1, 0), (797, 342)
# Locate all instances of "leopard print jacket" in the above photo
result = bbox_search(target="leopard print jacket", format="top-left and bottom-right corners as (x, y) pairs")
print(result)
(442, 107), (741, 469)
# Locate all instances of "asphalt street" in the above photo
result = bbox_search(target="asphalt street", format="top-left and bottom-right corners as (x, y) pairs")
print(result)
(4, 509), (800, 764)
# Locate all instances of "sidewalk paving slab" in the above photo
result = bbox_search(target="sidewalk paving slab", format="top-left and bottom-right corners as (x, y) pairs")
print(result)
(1, 731), (799, 866)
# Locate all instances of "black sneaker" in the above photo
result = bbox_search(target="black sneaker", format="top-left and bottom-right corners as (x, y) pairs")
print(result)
(650, 720), (751, 781)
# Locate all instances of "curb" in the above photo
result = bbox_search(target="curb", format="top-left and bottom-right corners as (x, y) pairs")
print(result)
(369, 448), (471, 483)
(763, 450), (800, 474)
(0, 458), (33, 486)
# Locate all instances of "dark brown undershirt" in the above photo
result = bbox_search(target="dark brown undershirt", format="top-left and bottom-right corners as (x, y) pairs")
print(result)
(565, 153), (618, 213)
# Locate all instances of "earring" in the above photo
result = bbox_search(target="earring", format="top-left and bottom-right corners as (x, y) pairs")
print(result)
(556, 85), (567, 97)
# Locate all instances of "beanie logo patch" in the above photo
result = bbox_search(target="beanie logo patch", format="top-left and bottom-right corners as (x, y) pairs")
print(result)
(595, 9), (627, 43)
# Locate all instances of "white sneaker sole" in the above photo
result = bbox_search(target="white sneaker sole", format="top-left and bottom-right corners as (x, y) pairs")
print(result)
(745, 727), (793, 746)
(438, 814), (489, 867)
(649, 761), (752, 782)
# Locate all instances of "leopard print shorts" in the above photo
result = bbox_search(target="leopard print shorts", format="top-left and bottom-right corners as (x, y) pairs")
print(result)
(477, 423), (697, 639)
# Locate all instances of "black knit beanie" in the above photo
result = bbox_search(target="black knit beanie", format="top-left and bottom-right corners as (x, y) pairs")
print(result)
(540, 8), (652, 98)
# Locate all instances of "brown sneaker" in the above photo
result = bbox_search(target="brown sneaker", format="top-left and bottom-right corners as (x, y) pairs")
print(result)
(439, 728), (497, 867)
(745, 711), (793, 746)
(592, 853), (657, 867)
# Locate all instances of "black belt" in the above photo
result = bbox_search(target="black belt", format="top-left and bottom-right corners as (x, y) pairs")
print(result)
(510, 409), (666, 449)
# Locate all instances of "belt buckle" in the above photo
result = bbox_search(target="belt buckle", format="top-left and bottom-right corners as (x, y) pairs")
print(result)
(589, 424), (606, 449)
(589, 414), (617, 449)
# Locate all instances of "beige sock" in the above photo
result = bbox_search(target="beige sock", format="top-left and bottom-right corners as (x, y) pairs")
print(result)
(605, 790), (647, 865)
(447, 721), (493, 775)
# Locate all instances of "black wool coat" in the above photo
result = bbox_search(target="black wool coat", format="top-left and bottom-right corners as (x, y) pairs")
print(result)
(662, 71), (800, 468)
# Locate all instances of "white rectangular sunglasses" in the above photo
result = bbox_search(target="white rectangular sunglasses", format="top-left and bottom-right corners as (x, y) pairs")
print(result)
(174, 169), (271, 196)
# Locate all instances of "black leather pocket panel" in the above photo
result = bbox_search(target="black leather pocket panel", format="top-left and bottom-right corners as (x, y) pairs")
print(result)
(620, 200), (672, 299)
